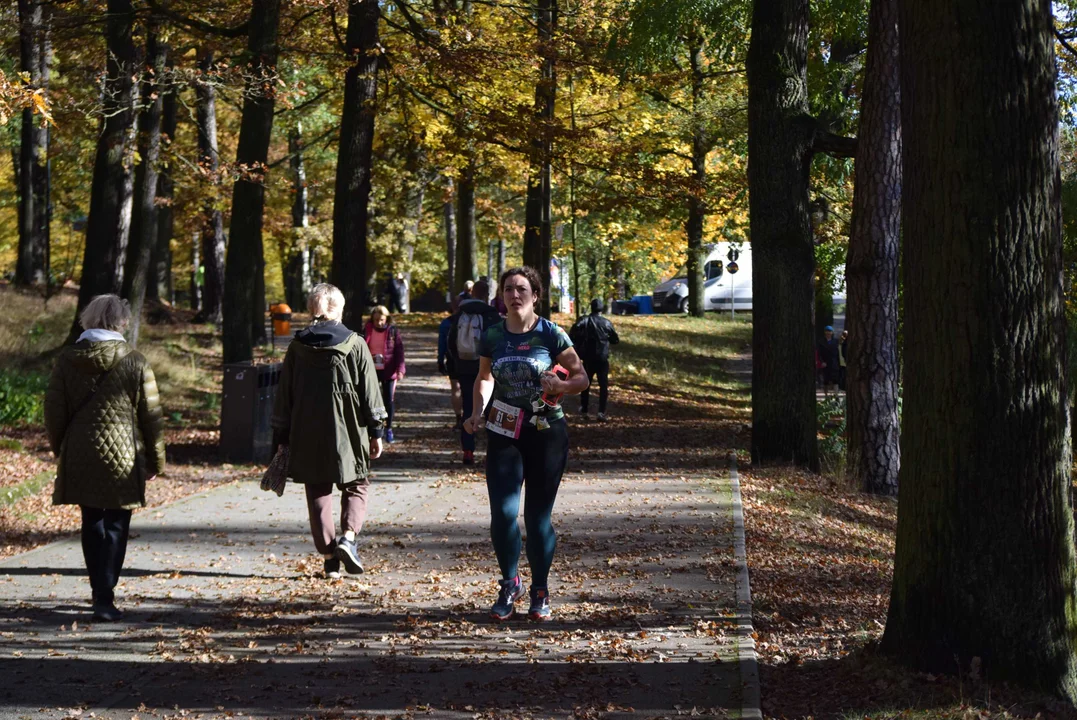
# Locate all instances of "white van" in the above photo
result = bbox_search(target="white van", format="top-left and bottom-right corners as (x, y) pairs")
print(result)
(652, 242), (847, 313)
(653, 242), (753, 313)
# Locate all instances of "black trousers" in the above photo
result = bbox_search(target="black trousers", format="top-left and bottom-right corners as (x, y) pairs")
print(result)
(580, 358), (610, 414)
(80, 506), (132, 604)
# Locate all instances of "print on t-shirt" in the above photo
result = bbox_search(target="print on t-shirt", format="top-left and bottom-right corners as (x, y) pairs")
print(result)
(481, 317), (572, 424)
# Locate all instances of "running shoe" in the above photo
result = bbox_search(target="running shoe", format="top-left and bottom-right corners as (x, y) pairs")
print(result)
(597, 413), (608, 422)
(528, 586), (552, 621)
(462, 450), (475, 465)
(386, 428), (395, 444)
(490, 576), (525, 621)
(334, 536), (365, 574)
(324, 557), (342, 579)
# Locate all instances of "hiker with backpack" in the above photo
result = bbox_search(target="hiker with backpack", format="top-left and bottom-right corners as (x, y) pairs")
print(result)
(449, 280), (502, 464)
(569, 298), (620, 421)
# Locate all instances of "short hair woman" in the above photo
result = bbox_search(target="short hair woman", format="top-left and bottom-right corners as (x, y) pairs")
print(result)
(45, 294), (166, 622)
(272, 283), (388, 579)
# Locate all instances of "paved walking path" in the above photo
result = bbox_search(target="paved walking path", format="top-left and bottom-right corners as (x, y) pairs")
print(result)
(0, 329), (746, 720)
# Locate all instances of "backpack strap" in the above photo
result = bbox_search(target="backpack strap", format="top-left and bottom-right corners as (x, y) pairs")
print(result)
(70, 363), (120, 421)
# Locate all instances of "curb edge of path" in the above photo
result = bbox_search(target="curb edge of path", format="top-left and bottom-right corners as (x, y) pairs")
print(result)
(729, 452), (762, 720)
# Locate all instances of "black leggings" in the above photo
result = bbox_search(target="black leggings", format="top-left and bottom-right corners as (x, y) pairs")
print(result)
(377, 376), (396, 429)
(486, 418), (569, 588)
(80, 506), (132, 604)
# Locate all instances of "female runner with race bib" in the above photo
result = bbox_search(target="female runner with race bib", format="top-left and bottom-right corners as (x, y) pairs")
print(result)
(463, 266), (589, 621)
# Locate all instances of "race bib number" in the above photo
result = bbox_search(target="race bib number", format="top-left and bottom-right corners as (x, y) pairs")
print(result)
(374, 353), (386, 370)
(486, 399), (523, 439)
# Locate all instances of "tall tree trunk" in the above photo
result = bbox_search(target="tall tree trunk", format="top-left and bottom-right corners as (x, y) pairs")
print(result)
(401, 143), (428, 310)
(15, 0), (50, 287)
(284, 123), (311, 310)
(121, 28), (166, 349)
(222, 0), (280, 362)
(444, 175), (456, 302)
(69, 0), (137, 341)
(882, 0), (1077, 699)
(686, 39), (707, 318)
(455, 159), (477, 294)
(522, 0), (556, 317)
(195, 48), (226, 325)
(746, 0), (819, 471)
(332, 0), (380, 331)
(149, 77), (176, 305)
(845, 0), (901, 496)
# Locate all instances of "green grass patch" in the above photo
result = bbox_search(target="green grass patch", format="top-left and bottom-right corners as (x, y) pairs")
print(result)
(585, 312), (752, 404)
(0, 437), (23, 451)
(0, 369), (49, 426)
(1, 469), (54, 506)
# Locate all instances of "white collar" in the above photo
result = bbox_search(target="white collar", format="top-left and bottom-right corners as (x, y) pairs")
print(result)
(77, 329), (127, 343)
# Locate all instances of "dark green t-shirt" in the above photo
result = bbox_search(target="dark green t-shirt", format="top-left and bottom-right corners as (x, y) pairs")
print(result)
(481, 317), (573, 423)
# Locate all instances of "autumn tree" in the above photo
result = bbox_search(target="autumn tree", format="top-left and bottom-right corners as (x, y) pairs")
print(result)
(332, 0), (380, 330)
(845, 0), (900, 495)
(222, 0), (280, 362)
(122, 26), (167, 348)
(746, 0), (855, 470)
(69, 0), (138, 341)
(883, 0), (1077, 699)
(15, 0), (51, 288)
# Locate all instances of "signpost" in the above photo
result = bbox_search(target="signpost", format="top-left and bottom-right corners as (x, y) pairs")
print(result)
(727, 253), (740, 320)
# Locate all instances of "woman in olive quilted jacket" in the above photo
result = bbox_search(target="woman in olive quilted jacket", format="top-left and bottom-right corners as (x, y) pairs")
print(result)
(44, 294), (166, 622)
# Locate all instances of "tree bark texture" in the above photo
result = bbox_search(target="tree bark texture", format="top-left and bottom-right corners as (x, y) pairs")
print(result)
(195, 48), (227, 325)
(845, 0), (901, 496)
(222, 0), (280, 362)
(686, 40), (707, 318)
(455, 160), (478, 294)
(122, 29), (166, 349)
(149, 80), (177, 305)
(746, 0), (819, 470)
(15, 0), (50, 287)
(331, 0), (380, 332)
(70, 0), (137, 340)
(882, 0), (1077, 699)
(444, 176), (456, 302)
(522, 0), (556, 317)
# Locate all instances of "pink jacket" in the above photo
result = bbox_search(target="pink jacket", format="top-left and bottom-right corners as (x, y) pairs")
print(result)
(363, 322), (406, 381)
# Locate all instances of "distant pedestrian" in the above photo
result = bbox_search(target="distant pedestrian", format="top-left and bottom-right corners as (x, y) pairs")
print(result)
(438, 309), (464, 429)
(838, 330), (848, 391)
(364, 306), (406, 444)
(817, 325), (840, 394)
(386, 273), (409, 314)
(457, 279), (475, 305)
(463, 266), (589, 621)
(272, 284), (387, 579)
(44, 294), (166, 622)
(570, 298), (620, 421)
(449, 280), (502, 464)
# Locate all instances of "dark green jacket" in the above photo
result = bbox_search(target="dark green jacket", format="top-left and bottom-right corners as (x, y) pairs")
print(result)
(271, 329), (387, 485)
(44, 340), (166, 509)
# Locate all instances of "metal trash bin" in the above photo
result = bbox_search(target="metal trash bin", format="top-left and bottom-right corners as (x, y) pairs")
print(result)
(220, 362), (282, 463)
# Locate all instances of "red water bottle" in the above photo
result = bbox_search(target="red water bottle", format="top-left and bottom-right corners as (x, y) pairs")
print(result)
(540, 365), (569, 408)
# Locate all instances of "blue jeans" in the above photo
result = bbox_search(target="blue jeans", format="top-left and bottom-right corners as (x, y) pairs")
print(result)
(486, 417), (569, 588)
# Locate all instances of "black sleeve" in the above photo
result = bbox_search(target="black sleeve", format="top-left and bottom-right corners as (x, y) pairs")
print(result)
(605, 318), (619, 345)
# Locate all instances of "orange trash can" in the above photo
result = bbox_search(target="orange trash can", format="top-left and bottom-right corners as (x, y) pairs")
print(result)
(270, 303), (292, 337)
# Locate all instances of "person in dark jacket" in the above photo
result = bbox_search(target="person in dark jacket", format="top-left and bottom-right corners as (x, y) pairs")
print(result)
(449, 280), (503, 464)
(363, 306), (405, 444)
(272, 283), (387, 579)
(817, 325), (840, 394)
(438, 310), (464, 429)
(569, 299), (620, 421)
(44, 294), (166, 622)
(386, 273), (409, 314)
